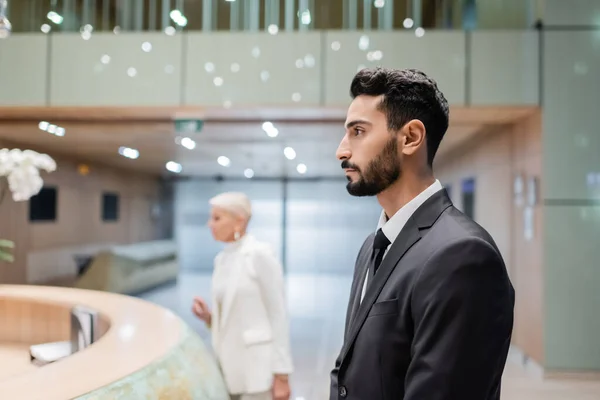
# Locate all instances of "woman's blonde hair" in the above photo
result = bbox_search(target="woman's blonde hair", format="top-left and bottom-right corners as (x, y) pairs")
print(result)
(209, 192), (252, 220)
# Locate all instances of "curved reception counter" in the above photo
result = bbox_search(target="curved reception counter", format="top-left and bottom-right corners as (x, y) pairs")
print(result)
(0, 285), (229, 400)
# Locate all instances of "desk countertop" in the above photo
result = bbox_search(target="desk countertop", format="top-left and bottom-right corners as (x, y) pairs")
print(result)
(0, 285), (227, 400)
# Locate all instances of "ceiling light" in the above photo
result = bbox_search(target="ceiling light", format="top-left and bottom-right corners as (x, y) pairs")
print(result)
(267, 24), (279, 35)
(260, 70), (270, 82)
(41, 24), (51, 33)
(244, 168), (254, 178)
(296, 163), (307, 174)
(262, 121), (279, 138)
(127, 67), (137, 77)
(415, 27), (425, 37)
(213, 76), (224, 86)
(403, 18), (414, 29)
(164, 26), (176, 36)
(204, 62), (215, 73)
(39, 121), (65, 137)
(292, 92), (301, 102)
(119, 146), (139, 160)
(284, 147), (296, 160)
(100, 54), (110, 64)
(374, 0), (385, 8)
(180, 137), (196, 150)
(47, 11), (63, 25)
(358, 35), (369, 51)
(331, 41), (341, 51)
(166, 161), (182, 173)
(141, 41), (152, 52)
(300, 10), (311, 25)
(303, 54), (315, 68)
(230, 62), (240, 72)
(217, 156), (230, 167)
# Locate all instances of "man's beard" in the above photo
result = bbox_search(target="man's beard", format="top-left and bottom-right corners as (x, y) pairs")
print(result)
(342, 138), (401, 197)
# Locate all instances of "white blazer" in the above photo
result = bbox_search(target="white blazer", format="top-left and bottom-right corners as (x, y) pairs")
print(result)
(211, 234), (293, 395)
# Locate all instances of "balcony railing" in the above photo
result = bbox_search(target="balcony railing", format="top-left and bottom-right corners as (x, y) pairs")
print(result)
(5, 0), (541, 35)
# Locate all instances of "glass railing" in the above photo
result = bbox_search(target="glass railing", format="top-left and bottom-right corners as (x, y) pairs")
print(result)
(4, 0), (540, 35)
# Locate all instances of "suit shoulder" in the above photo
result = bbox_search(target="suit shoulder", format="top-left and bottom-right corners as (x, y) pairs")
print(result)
(438, 207), (502, 256)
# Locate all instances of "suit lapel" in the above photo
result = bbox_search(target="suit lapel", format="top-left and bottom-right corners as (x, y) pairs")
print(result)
(340, 189), (453, 362)
(345, 239), (373, 338)
(340, 218), (421, 360)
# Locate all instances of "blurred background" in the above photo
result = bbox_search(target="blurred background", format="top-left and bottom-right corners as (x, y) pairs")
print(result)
(0, 0), (599, 399)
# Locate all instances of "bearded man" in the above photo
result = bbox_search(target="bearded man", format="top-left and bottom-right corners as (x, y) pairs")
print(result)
(330, 67), (515, 400)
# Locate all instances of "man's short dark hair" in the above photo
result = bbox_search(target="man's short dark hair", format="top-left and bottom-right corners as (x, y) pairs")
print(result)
(350, 67), (449, 166)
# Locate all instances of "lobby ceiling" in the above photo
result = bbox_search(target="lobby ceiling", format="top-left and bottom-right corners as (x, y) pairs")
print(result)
(0, 105), (537, 179)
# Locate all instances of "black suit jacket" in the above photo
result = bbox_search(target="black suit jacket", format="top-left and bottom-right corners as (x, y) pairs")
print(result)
(330, 190), (515, 400)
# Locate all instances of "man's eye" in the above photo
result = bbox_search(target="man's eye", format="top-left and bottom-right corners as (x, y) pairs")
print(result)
(354, 129), (363, 136)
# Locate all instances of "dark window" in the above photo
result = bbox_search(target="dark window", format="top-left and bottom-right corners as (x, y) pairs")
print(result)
(461, 178), (476, 219)
(29, 187), (57, 222)
(102, 193), (119, 221)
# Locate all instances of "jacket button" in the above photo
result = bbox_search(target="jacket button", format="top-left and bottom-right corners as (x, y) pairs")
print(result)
(339, 385), (347, 398)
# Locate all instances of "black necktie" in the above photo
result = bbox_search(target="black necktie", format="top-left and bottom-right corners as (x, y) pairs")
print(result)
(371, 228), (391, 275)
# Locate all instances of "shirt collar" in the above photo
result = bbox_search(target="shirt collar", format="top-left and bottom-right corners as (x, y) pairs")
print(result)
(377, 180), (444, 244)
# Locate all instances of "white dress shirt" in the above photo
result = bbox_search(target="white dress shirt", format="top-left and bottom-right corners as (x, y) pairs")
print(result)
(360, 180), (444, 302)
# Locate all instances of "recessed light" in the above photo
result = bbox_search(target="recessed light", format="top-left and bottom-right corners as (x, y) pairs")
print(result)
(38, 121), (49, 131)
(118, 146), (139, 160)
(374, 0), (385, 8)
(180, 137), (196, 150)
(296, 163), (307, 174)
(267, 24), (278, 35)
(47, 124), (57, 134)
(100, 54), (111, 64)
(55, 127), (66, 137)
(166, 161), (182, 173)
(284, 147), (296, 160)
(127, 67), (137, 77)
(403, 18), (414, 29)
(244, 168), (254, 178)
(415, 27), (425, 37)
(204, 62), (215, 73)
(141, 41), (152, 52)
(217, 156), (230, 167)
(213, 76), (224, 86)
(262, 121), (278, 138)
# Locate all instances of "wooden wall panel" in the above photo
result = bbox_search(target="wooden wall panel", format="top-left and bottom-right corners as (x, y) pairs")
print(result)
(435, 111), (544, 364)
(0, 148), (163, 284)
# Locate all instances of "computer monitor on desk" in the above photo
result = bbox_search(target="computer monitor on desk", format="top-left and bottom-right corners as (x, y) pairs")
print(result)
(70, 305), (99, 352)
(29, 305), (100, 365)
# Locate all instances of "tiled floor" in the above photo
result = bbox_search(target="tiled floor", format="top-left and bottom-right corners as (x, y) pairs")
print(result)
(139, 272), (600, 400)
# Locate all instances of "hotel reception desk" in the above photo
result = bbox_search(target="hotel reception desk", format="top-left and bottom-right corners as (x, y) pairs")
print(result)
(0, 285), (229, 400)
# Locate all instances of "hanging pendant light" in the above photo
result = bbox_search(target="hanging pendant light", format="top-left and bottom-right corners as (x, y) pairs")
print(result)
(0, 0), (11, 39)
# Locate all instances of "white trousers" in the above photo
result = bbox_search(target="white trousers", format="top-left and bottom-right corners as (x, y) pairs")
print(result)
(229, 391), (271, 400)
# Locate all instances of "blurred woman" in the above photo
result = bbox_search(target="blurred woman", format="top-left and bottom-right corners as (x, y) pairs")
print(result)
(192, 192), (293, 400)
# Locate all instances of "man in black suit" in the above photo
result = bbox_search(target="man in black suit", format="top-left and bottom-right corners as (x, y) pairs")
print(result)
(330, 68), (515, 400)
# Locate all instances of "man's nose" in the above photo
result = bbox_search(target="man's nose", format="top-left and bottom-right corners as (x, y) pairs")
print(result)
(336, 138), (351, 161)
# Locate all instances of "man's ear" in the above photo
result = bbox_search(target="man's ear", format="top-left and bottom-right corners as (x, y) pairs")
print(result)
(400, 119), (426, 156)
